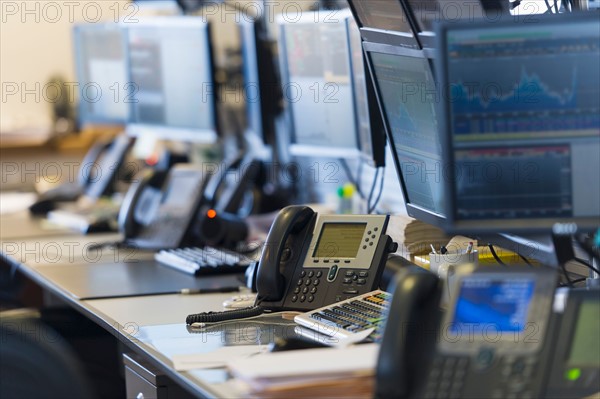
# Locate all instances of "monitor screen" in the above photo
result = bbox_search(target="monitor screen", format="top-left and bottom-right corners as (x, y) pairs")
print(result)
(366, 44), (445, 225)
(73, 24), (129, 125)
(404, 0), (485, 33)
(126, 17), (217, 143)
(278, 11), (360, 158)
(348, 0), (419, 48)
(439, 14), (600, 233)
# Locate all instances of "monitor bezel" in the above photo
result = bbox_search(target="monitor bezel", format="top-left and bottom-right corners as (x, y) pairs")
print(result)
(363, 41), (446, 228)
(345, 16), (387, 168)
(73, 23), (129, 127)
(436, 13), (600, 235)
(125, 16), (219, 144)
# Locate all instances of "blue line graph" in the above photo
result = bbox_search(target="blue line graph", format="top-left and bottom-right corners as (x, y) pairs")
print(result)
(451, 67), (578, 115)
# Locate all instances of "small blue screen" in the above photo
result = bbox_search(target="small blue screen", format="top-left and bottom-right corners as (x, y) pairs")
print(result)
(451, 278), (535, 333)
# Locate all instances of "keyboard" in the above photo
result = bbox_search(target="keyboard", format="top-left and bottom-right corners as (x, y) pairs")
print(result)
(155, 247), (255, 276)
(294, 290), (391, 343)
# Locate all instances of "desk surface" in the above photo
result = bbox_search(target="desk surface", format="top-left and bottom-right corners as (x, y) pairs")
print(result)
(0, 211), (275, 398)
(4, 209), (595, 399)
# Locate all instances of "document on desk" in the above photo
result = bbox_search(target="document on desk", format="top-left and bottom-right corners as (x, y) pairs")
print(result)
(228, 343), (378, 397)
(172, 345), (269, 371)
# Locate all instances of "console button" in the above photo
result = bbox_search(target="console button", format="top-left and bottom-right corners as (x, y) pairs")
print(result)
(343, 288), (358, 294)
(358, 271), (369, 278)
(476, 348), (495, 370)
(327, 266), (338, 281)
(308, 271), (314, 278)
(291, 295), (298, 302)
(316, 271), (323, 278)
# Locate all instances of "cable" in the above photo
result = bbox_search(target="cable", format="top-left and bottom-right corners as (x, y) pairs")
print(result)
(518, 254), (533, 267)
(570, 277), (588, 285)
(367, 167), (381, 211)
(574, 257), (600, 275)
(368, 167), (386, 214)
(544, 0), (553, 12)
(488, 244), (506, 266)
(339, 158), (365, 200)
(186, 306), (264, 325)
(187, 313), (295, 331)
(559, 261), (575, 287)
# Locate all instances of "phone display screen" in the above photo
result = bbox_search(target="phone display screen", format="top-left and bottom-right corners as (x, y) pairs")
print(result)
(450, 278), (535, 333)
(161, 175), (199, 207)
(567, 300), (600, 368)
(312, 223), (367, 258)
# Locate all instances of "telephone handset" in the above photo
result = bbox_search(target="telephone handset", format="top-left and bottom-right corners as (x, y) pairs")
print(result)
(118, 164), (211, 250)
(29, 135), (134, 215)
(255, 206), (398, 311)
(78, 134), (134, 200)
(376, 267), (558, 399)
(376, 268), (442, 399)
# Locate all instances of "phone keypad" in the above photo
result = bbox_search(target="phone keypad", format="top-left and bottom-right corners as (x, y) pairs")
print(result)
(423, 356), (469, 399)
(291, 268), (372, 306)
(293, 274), (321, 303)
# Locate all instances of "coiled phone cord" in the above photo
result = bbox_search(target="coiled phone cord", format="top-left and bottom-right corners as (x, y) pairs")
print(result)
(185, 306), (265, 325)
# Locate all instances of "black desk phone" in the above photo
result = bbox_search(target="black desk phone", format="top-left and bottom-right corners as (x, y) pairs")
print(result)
(376, 267), (559, 399)
(30, 135), (134, 215)
(255, 206), (398, 311)
(118, 164), (210, 249)
(544, 287), (600, 399)
(118, 157), (265, 250)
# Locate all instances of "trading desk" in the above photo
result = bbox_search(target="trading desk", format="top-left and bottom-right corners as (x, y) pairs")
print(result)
(0, 210), (290, 398)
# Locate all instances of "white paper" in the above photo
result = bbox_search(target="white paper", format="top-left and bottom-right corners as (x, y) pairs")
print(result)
(172, 345), (268, 371)
(228, 343), (379, 381)
(0, 193), (37, 215)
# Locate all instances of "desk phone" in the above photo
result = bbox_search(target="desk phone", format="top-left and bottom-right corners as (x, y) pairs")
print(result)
(255, 206), (398, 311)
(376, 267), (558, 399)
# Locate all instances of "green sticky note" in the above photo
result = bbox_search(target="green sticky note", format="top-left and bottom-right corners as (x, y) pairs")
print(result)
(565, 368), (581, 381)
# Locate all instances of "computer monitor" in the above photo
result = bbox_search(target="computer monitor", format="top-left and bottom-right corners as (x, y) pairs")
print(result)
(278, 11), (360, 159)
(347, 0), (420, 48)
(73, 24), (129, 126)
(239, 19), (280, 147)
(364, 42), (445, 227)
(402, 0), (486, 49)
(346, 16), (387, 167)
(125, 17), (218, 143)
(437, 13), (600, 234)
